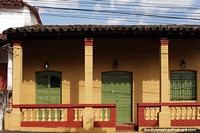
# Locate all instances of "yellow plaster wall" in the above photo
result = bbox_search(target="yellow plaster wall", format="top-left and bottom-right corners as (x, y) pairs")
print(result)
(21, 39), (200, 124)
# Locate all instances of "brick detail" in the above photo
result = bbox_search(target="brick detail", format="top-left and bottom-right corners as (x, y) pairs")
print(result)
(84, 38), (93, 46)
(160, 38), (169, 46)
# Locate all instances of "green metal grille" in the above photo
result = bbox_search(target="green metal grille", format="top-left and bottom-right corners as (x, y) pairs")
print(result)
(170, 71), (196, 101)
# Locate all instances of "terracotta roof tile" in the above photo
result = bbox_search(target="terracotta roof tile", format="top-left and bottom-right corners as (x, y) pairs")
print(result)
(4, 24), (200, 33)
(3, 25), (200, 39)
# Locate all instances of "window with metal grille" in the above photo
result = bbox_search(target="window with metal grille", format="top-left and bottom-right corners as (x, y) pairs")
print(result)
(170, 71), (197, 101)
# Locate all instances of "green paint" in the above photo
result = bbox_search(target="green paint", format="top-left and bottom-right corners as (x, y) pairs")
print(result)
(36, 72), (61, 120)
(170, 71), (196, 101)
(102, 72), (132, 122)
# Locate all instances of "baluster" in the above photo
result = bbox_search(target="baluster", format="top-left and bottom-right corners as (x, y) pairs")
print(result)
(186, 107), (190, 120)
(41, 109), (45, 121)
(99, 109), (103, 121)
(192, 107), (195, 120)
(54, 108), (58, 121)
(74, 108), (78, 121)
(104, 108), (108, 121)
(145, 108), (150, 120)
(175, 107), (179, 120)
(29, 109), (33, 121)
(171, 107), (174, 120)
(150, 108), (154, 120)
(35, 109), (39, 121)
(61, 109), (64, 121)
(181, 107), (185, 120)
(197, 107), (200, 120)
(94, 109), (98, 121)
(47, 109), (51, 121)
(23, 109), (28, 121)
(155, 108), (159, 120)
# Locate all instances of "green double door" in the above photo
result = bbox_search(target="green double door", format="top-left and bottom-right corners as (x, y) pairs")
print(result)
(36, 72), (61, 104)
(102, 72), (132, 122)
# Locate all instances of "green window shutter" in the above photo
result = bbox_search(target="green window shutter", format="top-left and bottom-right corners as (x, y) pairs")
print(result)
(170, 71), (196, 101)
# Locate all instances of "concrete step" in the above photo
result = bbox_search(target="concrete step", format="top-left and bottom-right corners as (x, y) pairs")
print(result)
(116, 122), (138, 133)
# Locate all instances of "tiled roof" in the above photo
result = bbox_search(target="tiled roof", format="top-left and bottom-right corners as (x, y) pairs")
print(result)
(0, 0), (42, 25)
(4, 25), (200, 40)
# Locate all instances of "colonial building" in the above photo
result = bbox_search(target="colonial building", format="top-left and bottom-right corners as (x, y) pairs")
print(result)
(3, 25), (200, 133)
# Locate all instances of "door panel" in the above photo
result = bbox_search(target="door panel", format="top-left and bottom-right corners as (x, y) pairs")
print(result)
(36, 72), (61, 104)
(102, 72), (132, 122)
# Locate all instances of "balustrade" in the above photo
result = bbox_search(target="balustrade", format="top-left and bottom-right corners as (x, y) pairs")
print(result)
(22, 108), (65, 122)
(144, 107), (160, 120)
(138, 102), (200, 127)
(12, 104), (116, 128)
(169, 106), (200, 120)
(73, 108), (109, 122)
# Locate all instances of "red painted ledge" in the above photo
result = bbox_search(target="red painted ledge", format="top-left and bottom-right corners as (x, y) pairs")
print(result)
(12, 104), (116, 108)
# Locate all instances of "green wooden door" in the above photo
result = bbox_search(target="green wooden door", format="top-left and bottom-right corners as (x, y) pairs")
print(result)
(36, 72), (61, 104)
(36, 72), (61, 120)
(102, 72), (132, 122)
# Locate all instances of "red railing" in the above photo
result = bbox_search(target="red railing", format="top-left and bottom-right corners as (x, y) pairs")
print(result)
(138, 102), (200, 127)
(12, 104), (116, 128)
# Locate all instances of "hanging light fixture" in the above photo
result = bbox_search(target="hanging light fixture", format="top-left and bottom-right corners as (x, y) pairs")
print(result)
(180, 59), (186, 68)
(44, 61), (49, 70)
(113, 59), (118, 69)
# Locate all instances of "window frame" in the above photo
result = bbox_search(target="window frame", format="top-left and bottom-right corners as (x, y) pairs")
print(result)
(170, 70), (197, 101)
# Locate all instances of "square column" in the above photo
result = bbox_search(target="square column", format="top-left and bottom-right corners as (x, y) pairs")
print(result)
(83, 38), (95, 131)
(160, 38), (170, 102)
(4, 41), (23, 131)
(159, 38), (170, 127)
(12, 41), (23, 104)
(84, 38), (93, 104)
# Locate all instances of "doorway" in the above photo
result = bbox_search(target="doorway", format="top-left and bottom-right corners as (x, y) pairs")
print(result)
(102, 72), (132, 122)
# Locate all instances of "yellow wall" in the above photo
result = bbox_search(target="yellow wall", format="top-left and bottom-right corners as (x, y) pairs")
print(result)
(21, 39), (200, 123)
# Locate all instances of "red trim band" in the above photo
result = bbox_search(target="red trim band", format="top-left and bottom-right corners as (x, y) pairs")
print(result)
(84, 38), (93, 46)
(160, 38), (169, 46)
(13, 41), (23, 46)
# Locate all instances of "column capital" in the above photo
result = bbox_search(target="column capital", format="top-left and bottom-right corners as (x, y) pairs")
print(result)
(13, 41), (23, 46)
(160, 38), (169, 46)
(84, 38), (93, 46)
